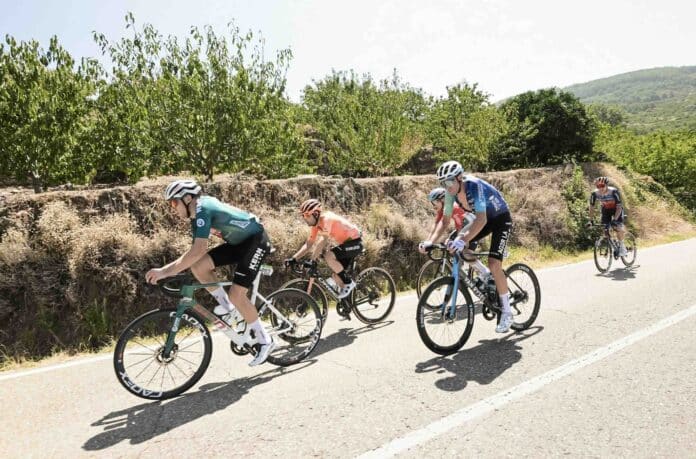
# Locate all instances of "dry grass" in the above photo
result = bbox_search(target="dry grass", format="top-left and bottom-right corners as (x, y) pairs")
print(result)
(0, 162), (693, 365)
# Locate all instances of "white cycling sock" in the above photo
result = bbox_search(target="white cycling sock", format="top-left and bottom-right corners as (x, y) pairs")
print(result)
(211, 287), (234, 312)
(499, 293), (511, 315)
(250, 319), (271, 345)
(469, 260), (491, 279)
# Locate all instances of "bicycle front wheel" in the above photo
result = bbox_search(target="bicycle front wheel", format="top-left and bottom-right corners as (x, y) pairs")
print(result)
(593, 237), (612, 273)
(416, 259), (451, 299)
(621, 233), (637, 267)
(506, 263), (541, 331)
(416, 276), (474, 355)
(263, 288), (322, 367)
(113, 308), (212, 400)
(281, 278), (329, 321)
(351, 267), (396, 324)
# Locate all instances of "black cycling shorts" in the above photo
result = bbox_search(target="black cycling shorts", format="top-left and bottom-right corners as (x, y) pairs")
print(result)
(470, 212), (513, 261)
(330, 238), (364, 270)
(601, 208), (624, 227)
(208, 230), (271, 289)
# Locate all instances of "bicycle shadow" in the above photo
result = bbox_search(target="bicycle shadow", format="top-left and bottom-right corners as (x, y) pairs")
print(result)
(596, 265), (639, 281)
(311, 320), (394, 358)
(83, 360), (315, 451)
(414, 326), (543, 392)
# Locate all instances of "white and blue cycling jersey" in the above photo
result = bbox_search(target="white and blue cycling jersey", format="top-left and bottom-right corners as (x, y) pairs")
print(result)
(443, 175), (509, 219)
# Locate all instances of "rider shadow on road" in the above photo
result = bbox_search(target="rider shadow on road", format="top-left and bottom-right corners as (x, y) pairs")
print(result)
(414, 326), (543, 392)
(83, 360), (315, 451)
(310, 320), (394, 359)
(597, 265), (639, 281)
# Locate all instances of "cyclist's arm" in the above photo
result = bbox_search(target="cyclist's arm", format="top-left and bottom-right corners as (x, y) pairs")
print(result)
(429, 194), (454, 242)
(458, 182), (487, 243)
(613, 189), (624, 220)
(460, 211), (486, 244)
(160, 237), (209, 276)
(292, 238), (316, 260)
(588, 192), (596, 220)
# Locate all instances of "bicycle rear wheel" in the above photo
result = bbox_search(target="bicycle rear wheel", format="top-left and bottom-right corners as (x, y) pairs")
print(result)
(351, 267), (396, 324)
(113, 308), (212, 400)
(621, 233), (637, 267)
(416, 276), (474, 355)
(281, 278), (329, 321)
(416, 259), (451, 299)
(593, 237), (612, 273)
(263, 288), (322, 367)
(506, 263), (541, 331)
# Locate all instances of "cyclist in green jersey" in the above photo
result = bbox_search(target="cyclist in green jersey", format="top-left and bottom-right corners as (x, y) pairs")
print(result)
(145, 179), (275, 366)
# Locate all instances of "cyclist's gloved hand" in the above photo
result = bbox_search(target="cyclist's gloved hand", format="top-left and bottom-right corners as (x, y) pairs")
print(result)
(284, 257), (296, 268)
(447, 238), (467, 254)
(418, 240), (433, 253)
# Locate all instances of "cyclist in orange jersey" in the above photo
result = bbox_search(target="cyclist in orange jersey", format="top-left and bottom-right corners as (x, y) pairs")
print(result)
(286, 199), (363, 300)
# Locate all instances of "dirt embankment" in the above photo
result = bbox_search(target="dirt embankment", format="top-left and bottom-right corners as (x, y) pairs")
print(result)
(0, 163), (692, 363)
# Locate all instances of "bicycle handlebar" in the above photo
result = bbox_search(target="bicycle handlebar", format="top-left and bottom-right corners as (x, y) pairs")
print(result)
(424, 243), (496, 262)
(157, 273), (193, 298)
(288, 259), (319, 277)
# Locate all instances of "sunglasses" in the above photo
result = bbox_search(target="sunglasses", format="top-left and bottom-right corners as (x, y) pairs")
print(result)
(596, 183), (606, 188)
(440, 179), (457, 188)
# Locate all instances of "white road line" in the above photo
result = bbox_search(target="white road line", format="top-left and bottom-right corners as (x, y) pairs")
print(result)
(359, 302), (696, 459)
(0, 237), (692, 381)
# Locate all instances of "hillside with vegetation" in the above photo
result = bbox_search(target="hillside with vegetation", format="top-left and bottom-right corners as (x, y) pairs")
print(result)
(0, 163), (693, 364)
(565, 66), (696, 132)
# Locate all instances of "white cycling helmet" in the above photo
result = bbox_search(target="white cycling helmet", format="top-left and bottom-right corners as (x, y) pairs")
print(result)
(428, 187), (447, 202)
(436, 160), (464, 182)
(165, 179), (202, 201)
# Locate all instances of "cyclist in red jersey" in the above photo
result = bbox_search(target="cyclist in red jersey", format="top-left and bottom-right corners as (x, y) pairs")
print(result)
(419, 187), (474, 255)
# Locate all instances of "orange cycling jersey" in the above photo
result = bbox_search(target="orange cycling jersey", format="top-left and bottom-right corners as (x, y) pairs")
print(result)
(435, 202), (469, 231)
(308, 211), (361, 245)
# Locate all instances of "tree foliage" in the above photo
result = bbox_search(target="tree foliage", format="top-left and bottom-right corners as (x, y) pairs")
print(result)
(300, 70), (428, 176)
(424, 83), (506, 171)
(495, 88), (597, 169)
(0, 35), (101, 190)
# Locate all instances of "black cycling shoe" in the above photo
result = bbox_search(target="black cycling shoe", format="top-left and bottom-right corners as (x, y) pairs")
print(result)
(336, 303), (352, 320)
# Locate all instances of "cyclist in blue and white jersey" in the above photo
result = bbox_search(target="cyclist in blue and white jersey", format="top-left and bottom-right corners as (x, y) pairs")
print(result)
(421, 160), (514, 333)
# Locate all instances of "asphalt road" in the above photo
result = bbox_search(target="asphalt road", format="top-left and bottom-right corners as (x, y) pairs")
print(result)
(1, 238), (695, 458)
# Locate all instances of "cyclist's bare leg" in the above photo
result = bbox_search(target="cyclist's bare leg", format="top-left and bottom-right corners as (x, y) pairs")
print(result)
(323, 249), (347, 289)
(488, 258), (509, 296)
(190, 255), (259, 323)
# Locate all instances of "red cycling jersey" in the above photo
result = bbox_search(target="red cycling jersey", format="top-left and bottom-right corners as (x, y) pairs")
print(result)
(435, 202), (469, 231)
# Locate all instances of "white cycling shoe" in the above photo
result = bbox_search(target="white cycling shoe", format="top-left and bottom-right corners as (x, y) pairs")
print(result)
(248, 338), (276, 367)
(495, 311), (513, 333)
(336, 280), (356, 299)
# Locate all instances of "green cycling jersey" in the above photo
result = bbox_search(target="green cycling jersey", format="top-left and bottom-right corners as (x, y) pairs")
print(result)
(191, 196), (263, 244)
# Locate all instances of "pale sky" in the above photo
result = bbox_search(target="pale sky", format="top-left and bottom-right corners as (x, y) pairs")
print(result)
(1, 0), (694, 102)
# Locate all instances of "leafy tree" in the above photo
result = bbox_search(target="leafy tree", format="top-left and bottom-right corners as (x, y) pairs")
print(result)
(93, 14), (309, 181)
(0, 35), (101, 191)
(424, 83), (505, 171)
(596, 125), (696, 210)
(300, 70), (428, 176)
(496, 88), (597, 168)
(587, 103), (627, 127)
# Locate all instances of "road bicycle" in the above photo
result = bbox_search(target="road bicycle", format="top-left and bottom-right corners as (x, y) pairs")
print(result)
(415, 245), (453, 298)
(416, 244), (541, 355)
(590, 221), (637, 273)
(113, 264), (322, 400)
(282, 254), (396, 324)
